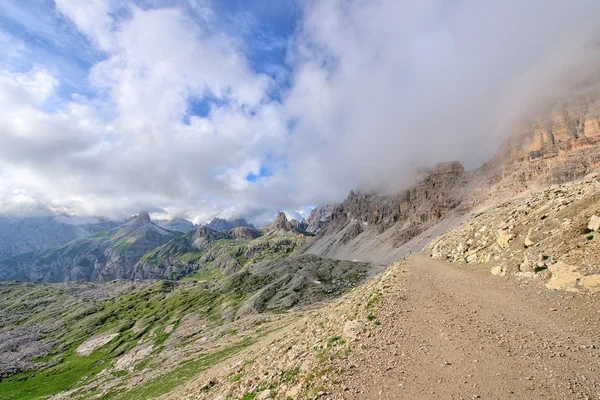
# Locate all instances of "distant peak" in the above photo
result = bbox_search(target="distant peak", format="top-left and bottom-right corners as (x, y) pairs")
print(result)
(273, 211), (293, 230)
(137, 211), (151, 224)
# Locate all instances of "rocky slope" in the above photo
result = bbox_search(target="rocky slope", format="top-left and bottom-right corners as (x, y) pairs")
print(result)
(305, 162), (467, 264)
(426, 173), (600, 293)
(133, 220), (310, 280)
(0, 215), (119, 260)
(155, 218), (196, 232)
(305, 204), (335, 233)
(162, 253), (600, 400)
(0, 212), (176, 283)
(306, 93), (600, 264)
(0, 254), (373, 399)
(207, 218), (255, 232)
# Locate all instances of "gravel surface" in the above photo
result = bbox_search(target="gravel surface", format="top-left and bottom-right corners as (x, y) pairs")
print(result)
(330, 253), (600, 399)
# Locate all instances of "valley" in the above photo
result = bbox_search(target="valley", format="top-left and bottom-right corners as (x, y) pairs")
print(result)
(1, 94), (600, 399)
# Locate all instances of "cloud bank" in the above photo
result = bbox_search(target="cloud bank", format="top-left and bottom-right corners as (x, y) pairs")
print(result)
(0, 0), (599, 224)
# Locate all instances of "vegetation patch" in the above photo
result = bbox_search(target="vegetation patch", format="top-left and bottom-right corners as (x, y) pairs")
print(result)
(107, 338), (255, 400)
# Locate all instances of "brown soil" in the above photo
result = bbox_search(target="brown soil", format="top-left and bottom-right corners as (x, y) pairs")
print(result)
(329, 253), (600, 399)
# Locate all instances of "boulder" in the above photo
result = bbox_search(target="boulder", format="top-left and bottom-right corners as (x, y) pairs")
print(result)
(490, 266), (506, 276)
(546, 261), (583, 292)
(342, 320), (363, 342)
(580, 275), (600, 293)
(497, 231), (513, 250)
(588, 215), (600, 232)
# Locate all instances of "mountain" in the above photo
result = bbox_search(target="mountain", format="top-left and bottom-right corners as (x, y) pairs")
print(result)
(290, 218), (308, 231)
(260, 212), (308, 236)
(0, 215), (119, 260)
(0, 212), (176, 283)
(207, 217), (254, 232)
(305, 92), (600, 264)
(305, 204), (335, 233)
(155, 217), (196, 232)
(133, 217), (308, 280)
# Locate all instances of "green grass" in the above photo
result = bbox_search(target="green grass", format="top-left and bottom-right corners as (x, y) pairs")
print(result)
(106, 338), (255, 400)
(0, 342), (118, 400)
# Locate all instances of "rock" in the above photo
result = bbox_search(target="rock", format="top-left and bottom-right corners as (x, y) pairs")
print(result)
(342, 320), (363, 342)
(496, 231), (513, 250)
(76, 332), (119, 356)
(466, 252), (478, 263)
(580, 275), (600, 293)
(299, 359), (313, 373)
(519, 256), (533, 273)
(286, 384), (302, 398)
(114, 343), (154, 371)
(546, 261), (583, 292)
(524, 229), (534, 248)
(256, 389), (272, 400)
(588, 215), (600, 232)
(490, 266), (505, 276)
(137, 211), (151, 224)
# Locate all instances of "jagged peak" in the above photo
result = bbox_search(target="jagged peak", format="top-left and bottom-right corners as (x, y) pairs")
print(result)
(136, 211), (151, 224)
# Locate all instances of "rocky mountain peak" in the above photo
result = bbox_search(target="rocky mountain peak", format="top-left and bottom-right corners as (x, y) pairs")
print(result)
(137, 211), (151, 224)
(207, 217), (254, 232)
(273, 212), (293, 231)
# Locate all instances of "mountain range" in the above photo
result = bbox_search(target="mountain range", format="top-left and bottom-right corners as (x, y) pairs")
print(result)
(1, 90), (600, 400)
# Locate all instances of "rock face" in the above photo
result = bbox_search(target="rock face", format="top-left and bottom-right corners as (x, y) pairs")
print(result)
(0, 215), (119, 260)
(305, 162), (466, 264)
(155, 218), (196, 232)
(305, 205), (335, 233)
(260, 212), (306, 236)
(0, 212), (175, 283)
(427, 174), (600, 293)
(306, 93), (600, 264)
(290, 218), (308, 231)
(207, 218), (254, 232)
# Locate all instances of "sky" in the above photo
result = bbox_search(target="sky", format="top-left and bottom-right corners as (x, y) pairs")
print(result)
(1, 0), (600, 225)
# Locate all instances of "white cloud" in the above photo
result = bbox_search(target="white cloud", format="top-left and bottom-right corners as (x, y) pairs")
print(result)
(54, 0), (117, 51)
(0, 0), (600, 225)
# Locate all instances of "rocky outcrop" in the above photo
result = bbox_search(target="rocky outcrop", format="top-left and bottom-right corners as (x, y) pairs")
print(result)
(0, 212), (175, 283)
(207, 218), (254, 232)
(155, 218), (196, 232)
(260, 212), (307, 236)
(0, 215), (119, 260)
(426, 174), (600, 293)
(305, 162), (466, 264)
(305, 204), (335, 233)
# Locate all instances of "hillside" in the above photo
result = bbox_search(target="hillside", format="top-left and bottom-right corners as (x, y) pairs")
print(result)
(0, 254), (373, 399)
(1, 91), (600, 400)
(0, 212), (176, 282)
(305, 93), (600, 264)
(0, 215), (119, 260)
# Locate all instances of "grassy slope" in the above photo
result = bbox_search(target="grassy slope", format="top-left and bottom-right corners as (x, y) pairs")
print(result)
(0, 280), (234, 400)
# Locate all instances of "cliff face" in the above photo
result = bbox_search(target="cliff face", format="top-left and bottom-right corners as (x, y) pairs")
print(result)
(305, 162), (468, 264)
(306, 93), (600, 264)
(497, 94), (600, 184)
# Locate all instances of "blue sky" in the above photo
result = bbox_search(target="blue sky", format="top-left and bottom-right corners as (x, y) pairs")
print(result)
(0, 0), (598, 224)
(0, 0), (298, 108)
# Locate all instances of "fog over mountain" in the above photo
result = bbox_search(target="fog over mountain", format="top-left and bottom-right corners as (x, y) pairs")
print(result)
(1, 0), (600, 223)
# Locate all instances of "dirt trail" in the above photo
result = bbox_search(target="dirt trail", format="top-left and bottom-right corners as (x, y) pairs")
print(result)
(331, 253), (600, 399)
